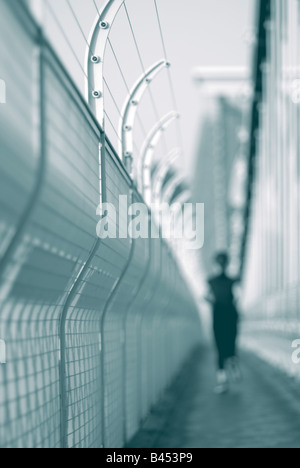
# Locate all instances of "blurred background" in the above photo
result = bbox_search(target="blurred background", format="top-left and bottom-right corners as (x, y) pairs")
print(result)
(0, 0), (300, 449)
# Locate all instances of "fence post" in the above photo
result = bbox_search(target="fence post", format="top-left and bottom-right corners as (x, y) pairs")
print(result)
(138, 112), (180, 202)
(118, 60), (169, 175)
(59, 130), (105, 448)
(86, 0), (125, 128)
(99, 188), (136, 448)
(122, 207), (152, 443)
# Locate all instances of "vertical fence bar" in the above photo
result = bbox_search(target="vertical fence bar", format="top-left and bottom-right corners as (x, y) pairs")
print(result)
(122, 209), (152, 443)
(99, 189), (135, 448)
(59, 238), (102, 448)
(59, 126), (105, 450)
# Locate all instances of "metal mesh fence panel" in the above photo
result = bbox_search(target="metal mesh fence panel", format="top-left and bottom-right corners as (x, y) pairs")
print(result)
(0, 2), (62, 448)
(0, 1), (201, 449)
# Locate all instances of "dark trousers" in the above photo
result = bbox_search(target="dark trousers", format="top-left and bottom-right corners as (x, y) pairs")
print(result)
(213, 307), (238, 370)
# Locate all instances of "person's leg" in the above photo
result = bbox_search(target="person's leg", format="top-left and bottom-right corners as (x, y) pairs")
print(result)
(214, 331), (228, 393)
(218, 350), (226, 370)
(232, 319), (238, 357)
(215, 370), (228, 394)
(227, 320), (242, 382)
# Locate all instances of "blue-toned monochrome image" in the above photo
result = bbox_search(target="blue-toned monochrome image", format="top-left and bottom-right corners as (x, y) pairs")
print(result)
(0, 0), (300, 450)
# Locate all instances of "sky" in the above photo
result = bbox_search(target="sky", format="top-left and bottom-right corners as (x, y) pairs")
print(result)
(28, 0), (257, 178)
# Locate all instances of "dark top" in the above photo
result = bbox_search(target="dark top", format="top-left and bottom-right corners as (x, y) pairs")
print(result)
(208, 273), (237, 307)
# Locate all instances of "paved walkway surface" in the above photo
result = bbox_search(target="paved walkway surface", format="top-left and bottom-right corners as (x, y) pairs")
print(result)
(127, 347), (300, 448)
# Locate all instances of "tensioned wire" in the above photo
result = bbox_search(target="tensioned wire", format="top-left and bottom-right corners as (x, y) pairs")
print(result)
(153, 0), (184, 151)
(123, 1), (169, 157)
(45, 0), (181, 164)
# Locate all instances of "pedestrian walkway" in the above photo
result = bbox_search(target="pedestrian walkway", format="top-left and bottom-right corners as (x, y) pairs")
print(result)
(127, 347), (300, 448)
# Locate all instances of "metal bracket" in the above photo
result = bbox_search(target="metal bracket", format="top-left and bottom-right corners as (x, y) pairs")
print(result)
(161, 174), (187, 204)
(170, 190), (191, 208)
(119, 60), (169, 172)
(152, 148), (181, 205)
(86, 0), (125, 128)
(139, 111), (180, 202)
(153, 174), (191, 242)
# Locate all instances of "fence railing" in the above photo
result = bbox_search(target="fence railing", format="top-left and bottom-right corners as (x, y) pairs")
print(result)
(0, 0), (201, 448)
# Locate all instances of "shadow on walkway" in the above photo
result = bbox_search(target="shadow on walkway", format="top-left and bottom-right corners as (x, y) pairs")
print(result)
(127, 347), (300, 448)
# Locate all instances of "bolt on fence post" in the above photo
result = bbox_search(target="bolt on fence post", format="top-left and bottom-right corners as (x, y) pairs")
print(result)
(118, 60), (169, 176)
(86, 0), (125, 129)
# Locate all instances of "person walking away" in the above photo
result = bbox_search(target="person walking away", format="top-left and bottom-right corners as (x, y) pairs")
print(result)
(207, 252), (241, 394)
